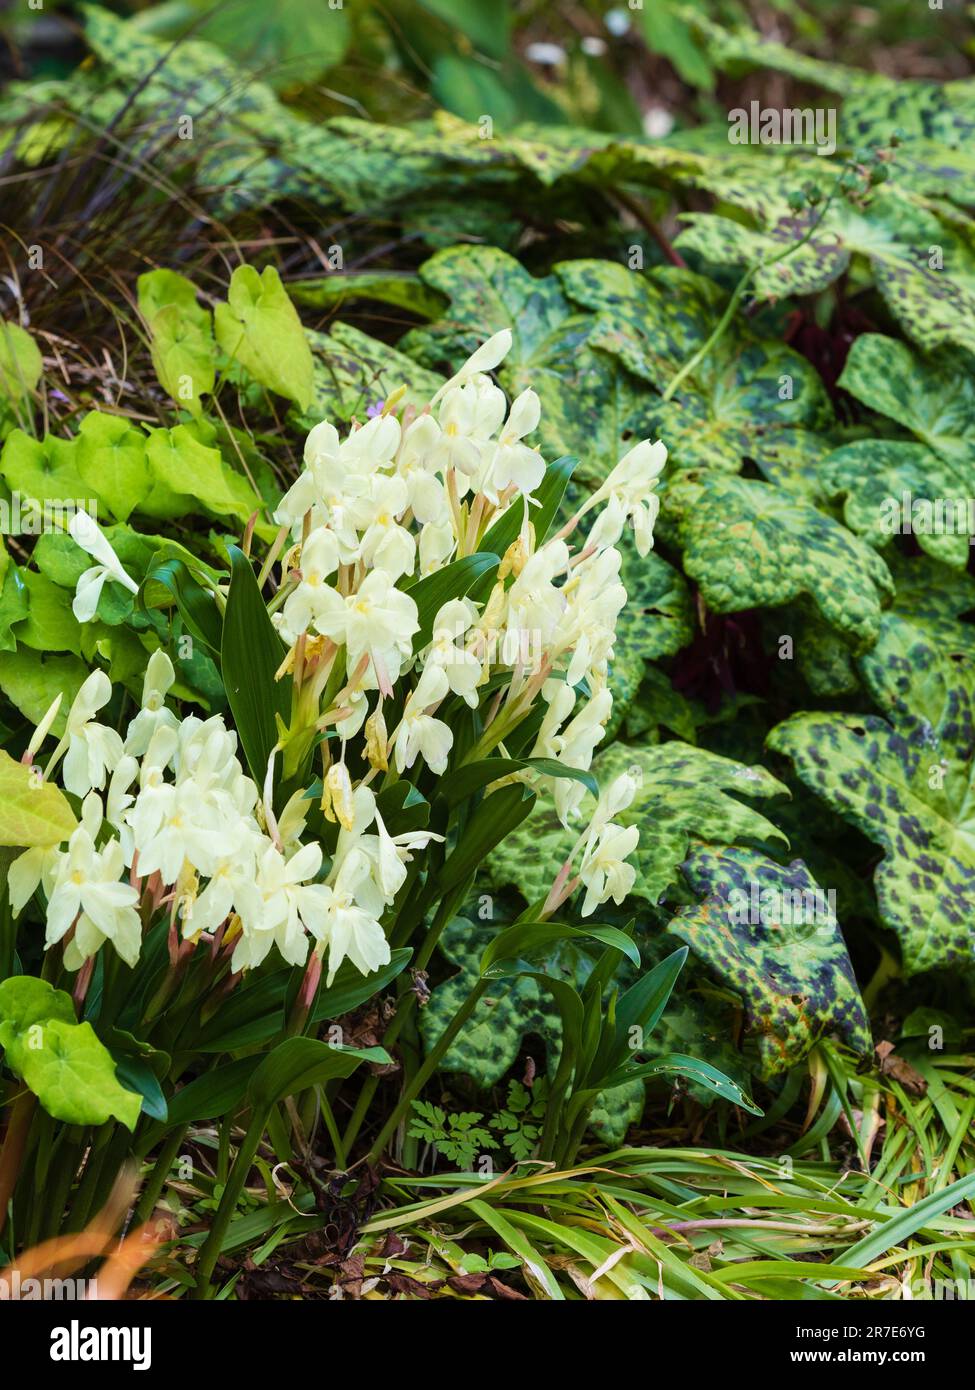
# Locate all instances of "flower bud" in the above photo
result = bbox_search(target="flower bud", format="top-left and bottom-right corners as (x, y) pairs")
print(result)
(322, 761), (356, 830)
(365, 707), (389, 772)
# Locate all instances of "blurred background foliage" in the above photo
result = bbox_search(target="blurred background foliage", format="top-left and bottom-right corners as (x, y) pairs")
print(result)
(3, 0), (972, 131)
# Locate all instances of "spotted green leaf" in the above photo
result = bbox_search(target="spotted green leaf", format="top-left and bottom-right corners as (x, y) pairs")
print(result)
(837, 334), (975, 471)
(822, 440), (971, 570)
(306, 323), (444, 424)
(677, 194), (975, 357)
(768, 666), (975, 978)
(405, 246), (661, 486)
(556, 261), (831, 471)
(671, 845), (871, 1074)
(421, 919), (644, 1144)
(663, 471), (894, 650)
(615, 538), (694, 661)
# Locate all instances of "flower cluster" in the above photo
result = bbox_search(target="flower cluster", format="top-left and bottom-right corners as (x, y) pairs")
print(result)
(11, 659), (440, 983)
(38, 331), (666, 980)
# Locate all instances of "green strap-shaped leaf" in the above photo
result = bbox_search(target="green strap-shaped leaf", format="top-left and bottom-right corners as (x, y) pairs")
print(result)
(246, 1037), (391, 1111)
(139, 557), (224, 657)
(221, 544), (289, 786)
(601, 1051), (762, 1115)
(406, 551), (499, 652)
(481, 921), (641, 976)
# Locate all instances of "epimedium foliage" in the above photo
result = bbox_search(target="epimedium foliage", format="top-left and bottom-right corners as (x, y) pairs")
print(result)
(0, 1), (974, 1266)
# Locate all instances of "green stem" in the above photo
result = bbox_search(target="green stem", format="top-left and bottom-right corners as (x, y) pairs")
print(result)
(0, 1092), (36, 1241)
(39, 1131), (84, 1242)
(135, 1125), (189, 1224)
(365, 979), (490, 1167)
(319, 1093), (347, 1171)
(556, 1101), (593, 1170)
(862, 947), (901, 1012)
(661, 271), (756, 402)
(194, 1113), (267, 1298)
(662, 186), (840, 404)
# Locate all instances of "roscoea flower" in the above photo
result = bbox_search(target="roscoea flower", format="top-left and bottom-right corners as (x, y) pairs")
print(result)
(68, 509), (139, 623)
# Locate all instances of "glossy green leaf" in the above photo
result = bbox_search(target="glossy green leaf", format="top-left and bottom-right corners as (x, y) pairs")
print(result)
(221, 544), (289, 785)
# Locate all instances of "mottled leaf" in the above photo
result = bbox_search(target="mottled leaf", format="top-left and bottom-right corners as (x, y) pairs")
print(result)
(664, 471), (894, 649)
(671, 845), (871, 1074)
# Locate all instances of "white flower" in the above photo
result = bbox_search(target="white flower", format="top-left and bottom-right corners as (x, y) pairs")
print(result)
(432, 379), (505, 481)
(232, 841), (329, 971)
(398, 416), (450, 524)
(68, 509), (139, 622)
(310, 853), (392, 987)
(427, 600), (482, 708)
(353, 474), (416, 581)
(504, 540), (569, 655)
(45, 794), (142, 967)
(393, 663), (453, 774)
(578, 822), (639, 917)
(530, 680), (576, 758)
(556, 547), (627, 686)
(275, 420), (369, 553)
(188, 842), (259, 937)
(432, 329), (512, 402)
(8, 843), (62, 915)
(174, 715), (255, 814)
(312, 568), (419, 694)
(280, 527), (342, 637)
(105, 753), (138, 831)
(342, 413), (401, 469)
(487, 389), (544, 498)
(552, 688), (613, 824)
(586, 772), (640, 842)
(334, 799), (443, 910)
(124, 650), (178, 756)
(593, 439), (667, 557)
(419, 519), (455, 574)
(61, 670), (123, 798)
(129, 778), (245, 884)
